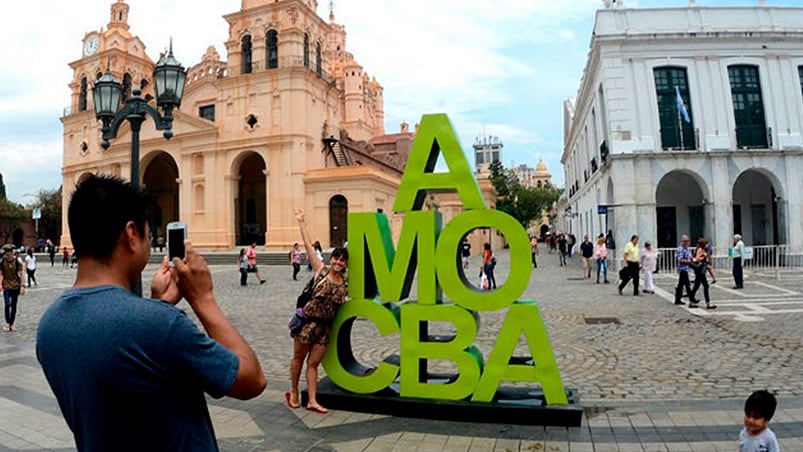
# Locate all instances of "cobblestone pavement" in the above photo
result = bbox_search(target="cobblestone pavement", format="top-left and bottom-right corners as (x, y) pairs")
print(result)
(1, 250), (801, 451)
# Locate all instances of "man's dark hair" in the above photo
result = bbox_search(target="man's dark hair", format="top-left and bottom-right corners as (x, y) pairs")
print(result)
(68, 174), (149, 260)
(745, 390), (777, 421)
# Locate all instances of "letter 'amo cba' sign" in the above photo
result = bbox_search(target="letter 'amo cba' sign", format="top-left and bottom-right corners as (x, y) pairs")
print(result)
(318, 114), (580, 425)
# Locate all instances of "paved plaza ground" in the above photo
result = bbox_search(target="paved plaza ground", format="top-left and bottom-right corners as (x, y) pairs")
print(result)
(1, 249), (802, 451)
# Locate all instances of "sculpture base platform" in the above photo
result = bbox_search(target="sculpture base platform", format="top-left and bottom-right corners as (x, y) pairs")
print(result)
(302, 378), (582, 427)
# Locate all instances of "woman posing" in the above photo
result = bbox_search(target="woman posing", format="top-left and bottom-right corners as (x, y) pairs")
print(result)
(690, 237), (716, 309)
(287, 208), (349, 413)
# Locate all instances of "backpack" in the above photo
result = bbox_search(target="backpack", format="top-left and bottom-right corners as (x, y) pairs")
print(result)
(295, 269), (327, 309)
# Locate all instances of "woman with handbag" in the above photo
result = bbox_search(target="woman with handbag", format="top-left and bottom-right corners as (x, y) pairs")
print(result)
(690, 237), (716, 309)
(286, 208), (348, 414)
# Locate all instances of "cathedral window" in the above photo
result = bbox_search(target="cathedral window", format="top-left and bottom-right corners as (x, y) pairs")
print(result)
(199, 105), (215, 121)
(728, 65), (767, 149)
(304, 33), (310, 68)
(315, 42), (322, 76)
(267, 30), (278, 69)
(242, 35), (253, 74)
(653, 66), (696, 150)
(79, 76), (88, 112)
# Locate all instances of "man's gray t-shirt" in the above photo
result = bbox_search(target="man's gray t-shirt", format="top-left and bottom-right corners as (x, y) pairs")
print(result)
(36, 285), (239, 451)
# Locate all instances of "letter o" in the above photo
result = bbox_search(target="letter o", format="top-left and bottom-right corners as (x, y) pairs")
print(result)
(436, 210), (531, 311)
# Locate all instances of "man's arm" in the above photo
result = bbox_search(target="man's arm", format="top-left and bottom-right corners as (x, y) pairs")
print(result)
(174, 241), (266, 400)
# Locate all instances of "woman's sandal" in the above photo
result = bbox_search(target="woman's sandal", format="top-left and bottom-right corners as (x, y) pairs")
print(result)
(306, 404), (329, 414)
(284, 391), (300, 409)
(688, 303), (700, 309)
(706, 303), (717, 309)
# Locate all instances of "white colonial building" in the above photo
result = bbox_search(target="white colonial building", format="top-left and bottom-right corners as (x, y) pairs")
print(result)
(562, 1), (803, 261)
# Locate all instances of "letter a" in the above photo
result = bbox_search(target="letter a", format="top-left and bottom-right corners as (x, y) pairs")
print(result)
(393, 114), (486, 213)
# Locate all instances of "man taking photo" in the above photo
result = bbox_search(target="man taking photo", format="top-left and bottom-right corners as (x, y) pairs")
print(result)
(37, 174), (266, 451)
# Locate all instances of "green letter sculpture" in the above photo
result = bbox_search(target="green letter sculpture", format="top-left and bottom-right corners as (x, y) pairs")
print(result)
(323, 113), (570, 409)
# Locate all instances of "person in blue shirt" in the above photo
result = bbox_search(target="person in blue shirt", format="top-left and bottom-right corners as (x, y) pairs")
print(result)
(37, 174), (266, 451)
(673, 235), (699, 306)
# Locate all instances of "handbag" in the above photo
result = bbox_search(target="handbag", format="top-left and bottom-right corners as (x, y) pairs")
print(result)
(288, 308), (307, 334)
(689, 260), (702, 271)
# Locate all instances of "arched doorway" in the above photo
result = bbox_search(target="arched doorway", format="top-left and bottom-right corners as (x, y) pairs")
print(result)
(329, 195), (347, 248)
(732, 170), (782, 246)
(12, 228), (23, 248)
(655, 171), (707, 248)
(236, 153), (266, 246)
(142, 152), (180, 241)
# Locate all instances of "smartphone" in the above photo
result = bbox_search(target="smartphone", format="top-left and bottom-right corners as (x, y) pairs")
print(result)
(166, 221), (187, 266)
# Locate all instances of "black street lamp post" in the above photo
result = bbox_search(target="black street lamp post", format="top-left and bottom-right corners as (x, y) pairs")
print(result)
(93, 45), (187, 189)
(92, 45), (186, 295)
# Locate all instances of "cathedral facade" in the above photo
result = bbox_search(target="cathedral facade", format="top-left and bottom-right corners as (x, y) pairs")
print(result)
(61, 0), (413, 250)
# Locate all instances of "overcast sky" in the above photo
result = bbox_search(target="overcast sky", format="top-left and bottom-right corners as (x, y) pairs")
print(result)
(0, 0), (794, 204)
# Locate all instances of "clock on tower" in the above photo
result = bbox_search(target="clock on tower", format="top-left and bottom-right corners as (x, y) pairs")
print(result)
(84, 35), (99, 56)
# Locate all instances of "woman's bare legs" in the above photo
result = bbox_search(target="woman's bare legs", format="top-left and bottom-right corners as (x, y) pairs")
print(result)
(289, 339), (309, 407)
(305, 343), (329, 412)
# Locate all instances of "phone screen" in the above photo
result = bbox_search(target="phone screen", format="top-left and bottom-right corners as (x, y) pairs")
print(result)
(168, 227), (186, 261)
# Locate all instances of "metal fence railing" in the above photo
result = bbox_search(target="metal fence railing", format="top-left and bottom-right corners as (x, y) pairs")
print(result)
(655, 244), (803, 280)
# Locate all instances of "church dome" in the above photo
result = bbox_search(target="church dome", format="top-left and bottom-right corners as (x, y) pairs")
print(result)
(535, 159), (550, 175)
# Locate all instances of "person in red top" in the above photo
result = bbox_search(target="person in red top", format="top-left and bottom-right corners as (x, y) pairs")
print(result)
(482, 243), (496, 290)
(246, 242), (266, 285)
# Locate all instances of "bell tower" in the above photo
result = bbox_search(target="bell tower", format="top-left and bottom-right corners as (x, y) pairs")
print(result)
(67, 0), (155, 115)
(109, 0), (130, 31)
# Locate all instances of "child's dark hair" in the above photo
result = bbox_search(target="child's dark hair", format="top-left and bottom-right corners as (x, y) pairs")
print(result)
(745, 390), (777, 421)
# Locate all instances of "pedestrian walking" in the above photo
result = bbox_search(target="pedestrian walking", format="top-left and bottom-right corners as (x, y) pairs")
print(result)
(739, 390), (779, 452)
(239, 248), (248, 286)
(309, 241), (323, 272)
(24, 248), (37, 287)
(62, 246), (69, 267)
(705, 240), (717, 284)
(1, 244), (25, 332)
(732, 234), (745, 289)
(290, 242), (303, 280)
(595, 233), (609, 284)
(579, 235), (594, 279)
(462, 238), (472, 270)
(557, 234), (568, 266)
(640, 241), (658, 294)
(618, 235), (641, 296)
(673, 235), (698, 306)
(246, 242), (266, 285)
(690, 237), (716, 309)
(529, 236), (538, 268)
(48, 241), (56, 266)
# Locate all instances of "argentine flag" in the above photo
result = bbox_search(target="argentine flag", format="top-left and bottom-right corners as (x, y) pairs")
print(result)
(675, 86), (691, 123)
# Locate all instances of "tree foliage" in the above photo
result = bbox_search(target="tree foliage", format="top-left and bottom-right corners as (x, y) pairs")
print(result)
(488, 161), (560, 229)
(36, 186), (63, 242)
(0, 198), (26, 244)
